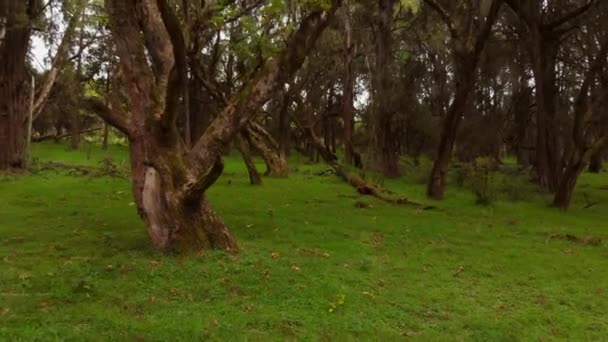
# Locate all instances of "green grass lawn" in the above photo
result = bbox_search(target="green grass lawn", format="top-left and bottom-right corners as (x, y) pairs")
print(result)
(1, 142), (608, 340)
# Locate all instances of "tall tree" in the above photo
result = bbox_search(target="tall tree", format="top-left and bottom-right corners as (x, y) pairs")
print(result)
(505, 0), (599, 191)
(424, 0), (503, 199)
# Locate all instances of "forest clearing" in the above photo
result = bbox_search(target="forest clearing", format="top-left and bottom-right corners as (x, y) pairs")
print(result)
(1, 143), (607, 340)
(2, 0), (608, 340)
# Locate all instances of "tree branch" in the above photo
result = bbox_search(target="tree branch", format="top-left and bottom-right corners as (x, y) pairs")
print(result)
(473, 0), (503, 58)
(182, 1), (341, 198)
(138, 0), (175, 87)
(82, 97), (133, 138)
(423, 0), (459, 39)
(156, 0), (187, 126)
(545, 0), (597, 31)
(33, 1), (84, 121)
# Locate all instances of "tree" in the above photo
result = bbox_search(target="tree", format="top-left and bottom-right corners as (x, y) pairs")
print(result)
(505, 0), (599, 191)
(0, 0), (39, 169)
(424, 0), (503, 199)
(89, 0), (341, 253)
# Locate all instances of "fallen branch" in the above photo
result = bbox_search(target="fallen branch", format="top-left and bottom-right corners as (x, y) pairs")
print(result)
(290, 113), (435, 210)
(545, 233), (602, 246)
(32, 127), (102, 142)
(35, 159), (127, 178)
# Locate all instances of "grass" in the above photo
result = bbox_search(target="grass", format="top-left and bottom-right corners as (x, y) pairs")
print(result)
(1, 142), (608, 340)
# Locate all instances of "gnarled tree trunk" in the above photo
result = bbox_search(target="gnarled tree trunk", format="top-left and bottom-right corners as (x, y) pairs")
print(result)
(236, 133), (262, 185)
(97, 0), (338, 253)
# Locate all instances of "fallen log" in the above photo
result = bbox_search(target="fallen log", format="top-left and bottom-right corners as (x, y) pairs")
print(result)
(290, 113), (435, 210)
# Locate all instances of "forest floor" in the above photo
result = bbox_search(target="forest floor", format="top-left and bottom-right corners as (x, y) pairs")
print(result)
(1, 142), (608, 340)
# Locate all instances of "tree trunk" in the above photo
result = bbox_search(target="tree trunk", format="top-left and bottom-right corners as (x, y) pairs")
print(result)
(427, 58), (475, 199)
(588, 148), (603, 173)
(102, 124), (109, 150)
(277, 92), (290, 159)
(245, 122), (289, 177)
(236, 133), (262, 185)
(141, 168), (237, 252)
(69, 113), (81, 150)
(24, 75), (35, 168)
(553, 154), (585, 210)
(529, 27), (561, 191)
(424, 0), (502, 199)
(373, 0), (400, 178)
(0, 2), (34, 170)
(342, 0), (356, 165)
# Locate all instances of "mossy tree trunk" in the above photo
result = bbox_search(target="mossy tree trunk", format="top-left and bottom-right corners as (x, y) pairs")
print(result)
(92, 0), (339, 253)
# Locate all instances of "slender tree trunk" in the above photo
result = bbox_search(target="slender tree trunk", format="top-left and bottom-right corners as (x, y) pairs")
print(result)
(277, 92), (290, 160)
(427, 59), (475, 199)
(24, 75), (35, 167)
(373, 0), (400, 178)
(32, 1), (84, 122)
(553, 153), (585, 209)
(236, 133), (262, 185)
(102, 69), (111, 150)
(424, 0), (501, 199)
(70, 16), (87, 150)
(102, 123), (109, 150)
(342, 0), (356, 165)
(245, 122), (289, 177)
(530, 28), (561, 191)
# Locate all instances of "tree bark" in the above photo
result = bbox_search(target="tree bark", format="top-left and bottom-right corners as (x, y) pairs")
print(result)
(236, 133), (262, 185)
(0, 1), (36, 170)
(244, 122), (289, 177)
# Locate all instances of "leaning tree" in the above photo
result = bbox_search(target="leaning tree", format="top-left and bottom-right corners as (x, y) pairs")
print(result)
(87, 0), (341, 253)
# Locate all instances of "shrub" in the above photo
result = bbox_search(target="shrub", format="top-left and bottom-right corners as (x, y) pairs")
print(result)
(469, 157), (498, 206)
(498, 168), (535, 201)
